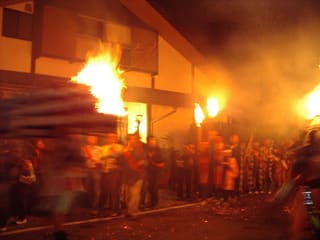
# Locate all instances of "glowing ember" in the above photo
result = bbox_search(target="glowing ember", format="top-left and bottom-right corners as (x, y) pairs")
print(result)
(299, 84), (320, 119)
(206, 97), (220, 118)
(194, 103), (205, 127)
(72, 44), (126, 116)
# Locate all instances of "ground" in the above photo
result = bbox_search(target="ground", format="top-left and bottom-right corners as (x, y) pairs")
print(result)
(0, 194), (290, 240)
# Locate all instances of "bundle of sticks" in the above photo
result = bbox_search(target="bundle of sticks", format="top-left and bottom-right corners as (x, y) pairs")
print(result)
(0, 83), (118, 138)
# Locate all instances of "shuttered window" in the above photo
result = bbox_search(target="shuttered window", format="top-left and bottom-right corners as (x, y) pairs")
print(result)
(2, 8), (32, 41)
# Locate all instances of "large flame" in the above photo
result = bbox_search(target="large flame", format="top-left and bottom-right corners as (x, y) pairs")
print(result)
(72, 44), (126, 116)
(194, 103), (205, 127)
(206, 97), (220, 118)
(298, 84), (320, 120)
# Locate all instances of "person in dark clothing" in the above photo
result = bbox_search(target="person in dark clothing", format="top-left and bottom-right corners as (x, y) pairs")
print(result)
(145, 135), (164, 208)
(38, 136), (86, 240)
(123, 133), (147, 218)
(8, 140), (37, 225)
(0, 139), (20, 232)
(11, 159), (36, 224)
(0, 183), (10, 232)
(175, 143), (196, 201)
(273, 127), (320, 240)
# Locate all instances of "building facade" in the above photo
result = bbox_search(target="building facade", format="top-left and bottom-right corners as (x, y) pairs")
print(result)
(0, 0), (212, 149)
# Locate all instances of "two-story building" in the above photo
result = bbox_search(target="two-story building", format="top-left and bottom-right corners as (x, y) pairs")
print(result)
(0, 0), (222, 149)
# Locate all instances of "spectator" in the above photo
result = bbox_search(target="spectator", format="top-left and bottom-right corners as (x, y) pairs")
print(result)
(145, 135), (164, 209)
(222, 149), (239, 201)
(38, 137), (86, 240)
(100, 133), (124, 216)
(123, 134), (147, 218)
(197, 141), (210, 199)
(229, 134), (243, 197)
(175, 143), (196, 201)
(9, 141), (37, 225)
(212, 136), (226, 199)
(82, 135), (102, 215)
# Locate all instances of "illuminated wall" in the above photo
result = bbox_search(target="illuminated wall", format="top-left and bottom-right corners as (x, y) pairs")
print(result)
(157, 36), (193, 94)
(151, 104), (193, 149)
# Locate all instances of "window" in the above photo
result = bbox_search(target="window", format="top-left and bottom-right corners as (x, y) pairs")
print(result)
(120, 47), (131, 68)
(2, 8), (33, 41)
(77, 16), (103, 39)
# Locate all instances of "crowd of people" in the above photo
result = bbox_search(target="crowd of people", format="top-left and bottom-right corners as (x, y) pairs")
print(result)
(169, 130), (293, 203)
(0, 133), (165, 235)
(0, 130), (296, 238)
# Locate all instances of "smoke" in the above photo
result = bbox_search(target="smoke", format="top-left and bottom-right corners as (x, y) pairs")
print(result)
(200, 0), (320, 139)
(148, 0), (320, 139)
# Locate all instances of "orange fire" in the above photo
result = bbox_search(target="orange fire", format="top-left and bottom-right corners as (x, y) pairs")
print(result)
(298, 84), (320, 120)
(71, 44), (126, 116)
(206, 97), (220, 118)
(194, 103), (205, 127)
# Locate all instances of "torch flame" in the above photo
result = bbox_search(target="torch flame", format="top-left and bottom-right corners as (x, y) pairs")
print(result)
(72, 44), (126, 116)
(194, 103), (205, 127)
(299, 84), (320, 120)
(206, 97), (220, 118)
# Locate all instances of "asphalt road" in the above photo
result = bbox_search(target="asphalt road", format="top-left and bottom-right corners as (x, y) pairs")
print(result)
(1, 196), (289, 240)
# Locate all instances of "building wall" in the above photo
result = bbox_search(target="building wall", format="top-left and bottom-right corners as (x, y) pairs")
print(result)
(0, 8), (32, 73)
(157, 36), (193, 94)
(0, 3), (209, 148)
(151, 104), (193, 149)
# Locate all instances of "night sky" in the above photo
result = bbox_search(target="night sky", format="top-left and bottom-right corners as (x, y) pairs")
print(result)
(148, 0), (320, 65)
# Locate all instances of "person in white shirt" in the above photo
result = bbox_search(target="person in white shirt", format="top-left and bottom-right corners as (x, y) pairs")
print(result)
(83, 135), (102, 215)
(100, 133), (124, 216)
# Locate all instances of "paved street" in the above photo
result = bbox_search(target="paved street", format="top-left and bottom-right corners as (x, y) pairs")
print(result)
(0, 194), (290, 240)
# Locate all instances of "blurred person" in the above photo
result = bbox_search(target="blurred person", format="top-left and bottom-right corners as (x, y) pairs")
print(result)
(272, 128), (320, 240)
(246, 143), (259, 194)
(100, 133), (124, 216)
(38, 137), (86, 240)
(0, 140), (21, 232)
(255, 143), (266, 194)
(207, 130), (218, 196)
(82, 135), (102, 215)
(175, 143), (196, 201)
(0, 182), (10, 232)
(144, 135), (164, 208)
(123, 133), (147, 218)
(229, 134), (243, 196)
(33, 139), (45, 173)
(11, 158), (36, 225)
(222, 149), (239, 201)
(197, 141), (211, 199)
(32, 139), (45, 203)
(272, 145), (288, 192)
(8, 140), (37, 226)
(212, 136), (226, 199)
(262, 138), (277, 194)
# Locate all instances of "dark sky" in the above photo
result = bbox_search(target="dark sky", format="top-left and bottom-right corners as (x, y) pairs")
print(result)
(148, 0), (320, 65)
(148, 0), (320, 137)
